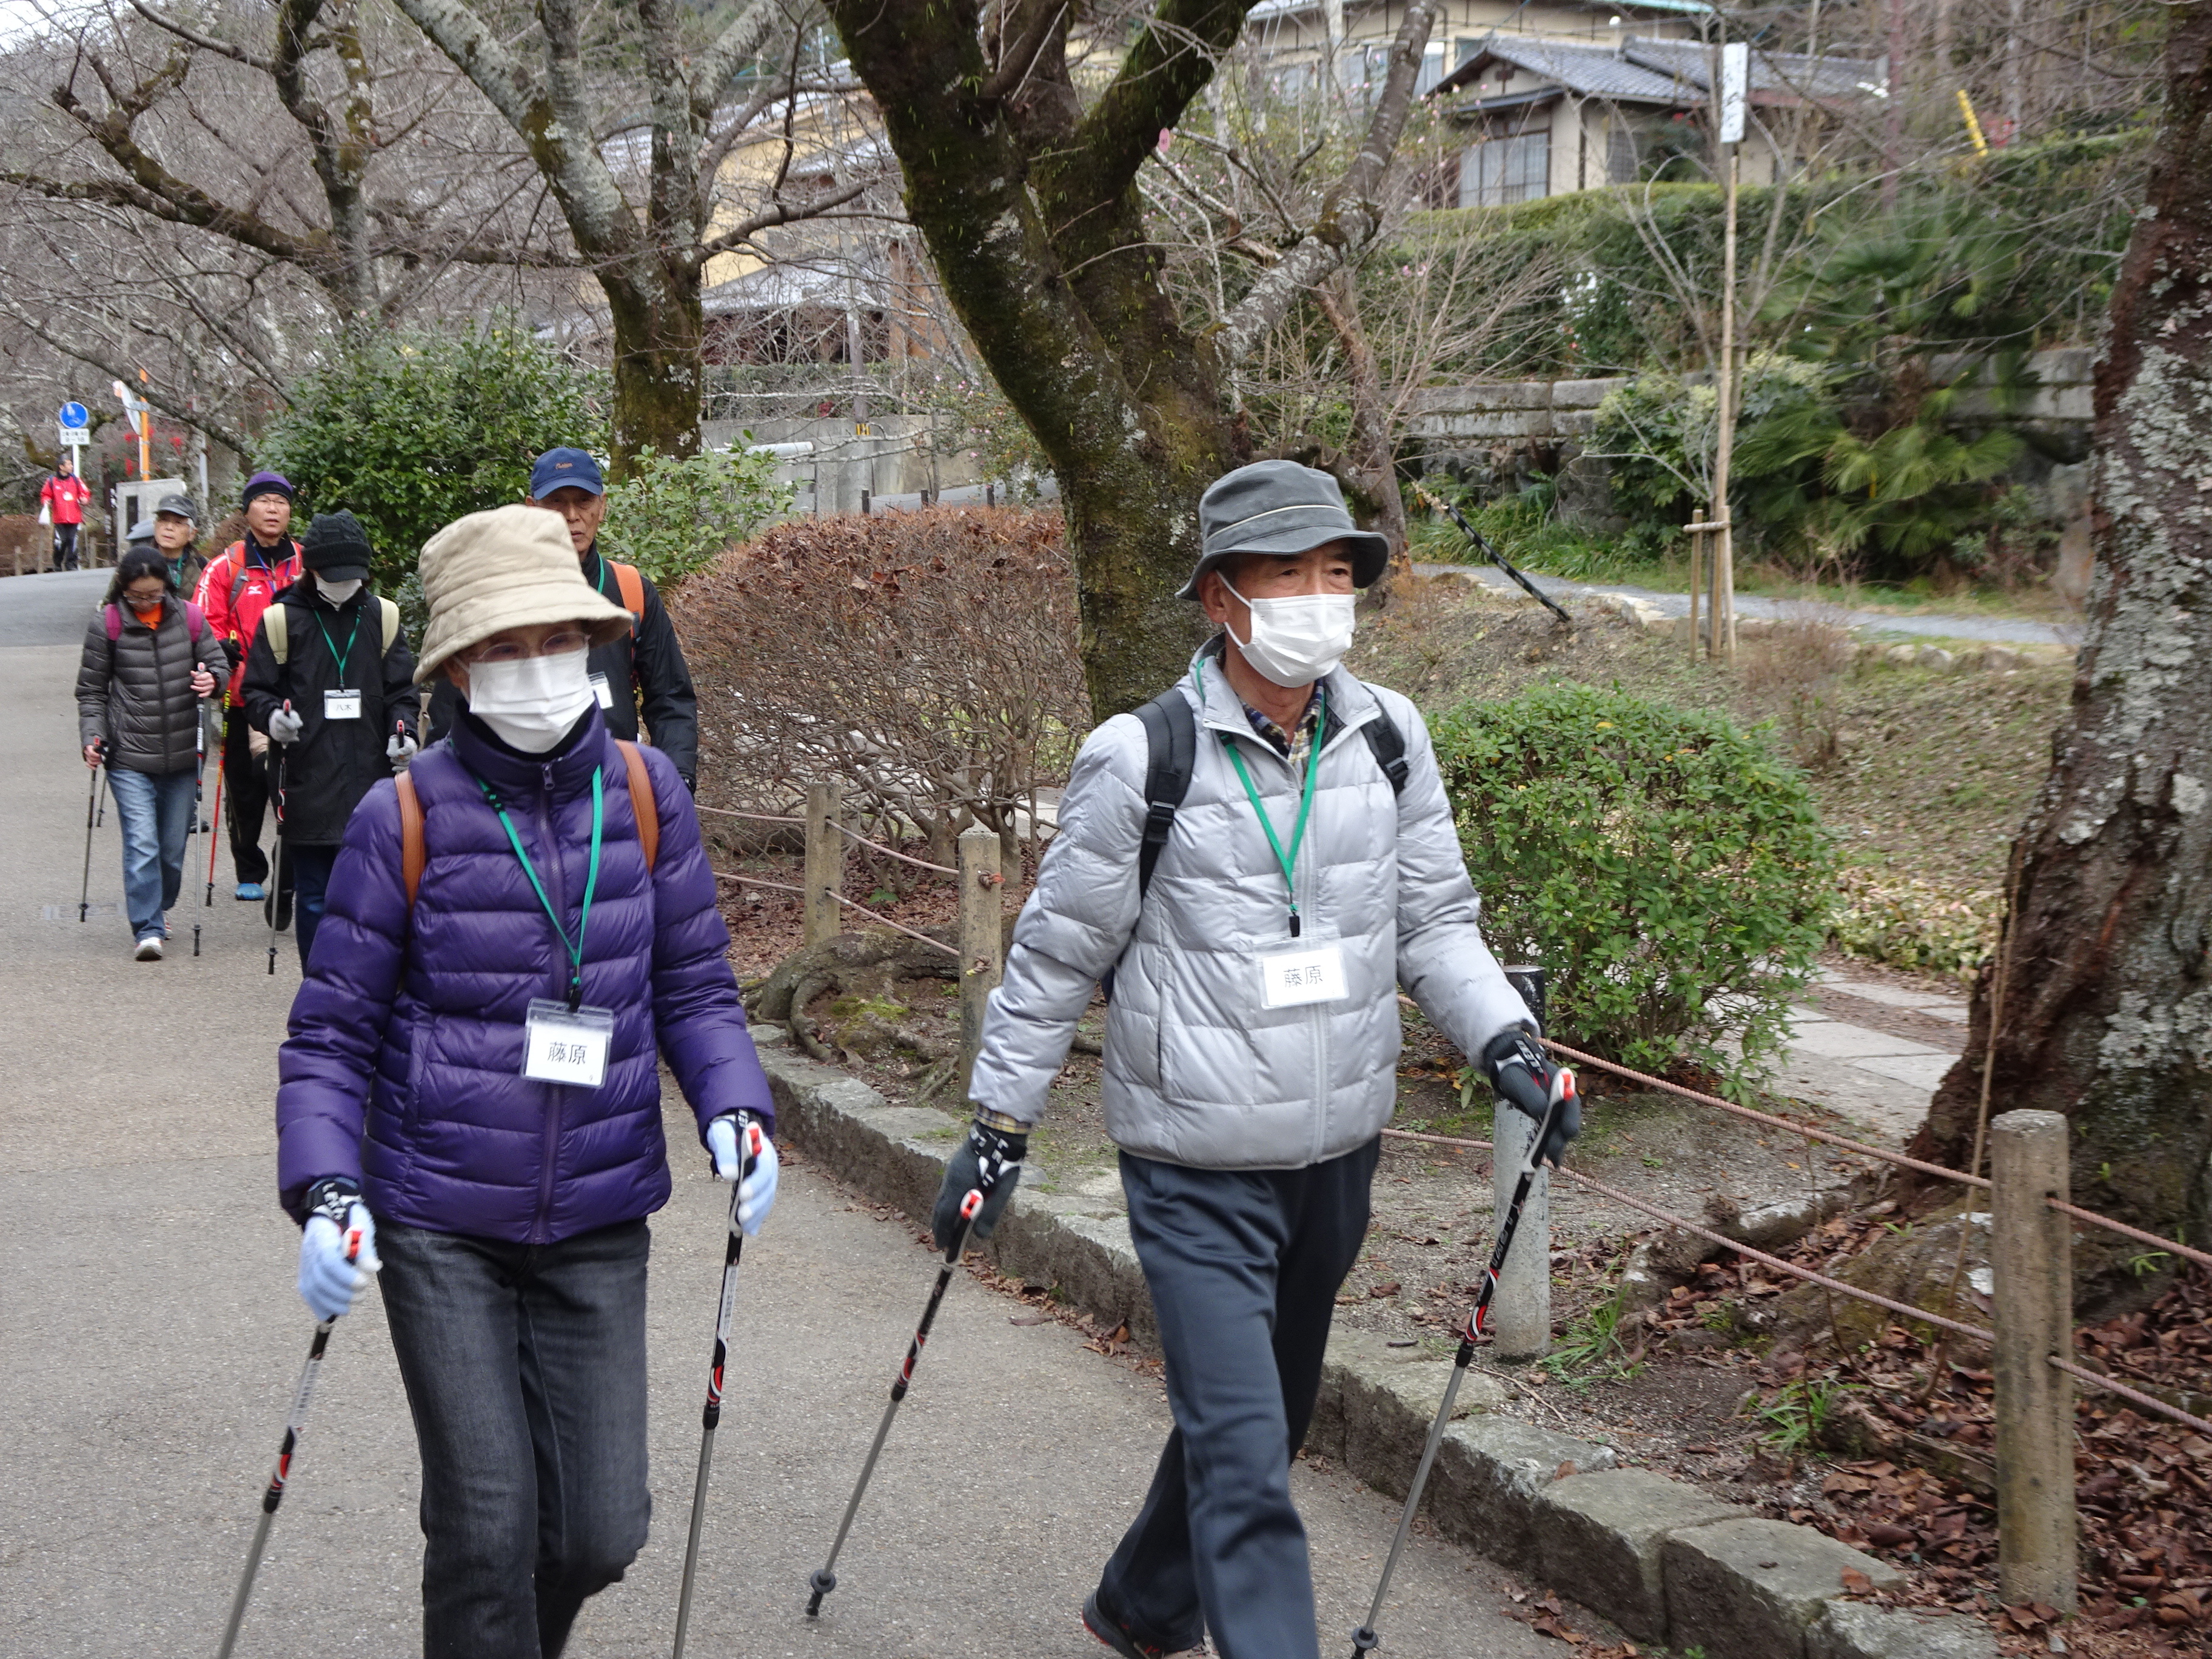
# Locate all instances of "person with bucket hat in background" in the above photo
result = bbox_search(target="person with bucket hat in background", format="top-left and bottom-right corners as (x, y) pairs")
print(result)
(241, 510), (418, 969)
(196, 471), (303, 901)
(152, 491), (207, 595)
(75, 546), (227, 958)
(274, 502), (776, 1656)
(424, 447), (700, 791)
(947, 459), (1575, 1659)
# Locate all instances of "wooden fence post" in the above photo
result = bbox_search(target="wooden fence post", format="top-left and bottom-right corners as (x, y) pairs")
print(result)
(1493, 965), (1552, 1361)
(803, 783), (843, 948)
(957, 827), (1004, 1101)
(1993, 1108), (2077, 1614)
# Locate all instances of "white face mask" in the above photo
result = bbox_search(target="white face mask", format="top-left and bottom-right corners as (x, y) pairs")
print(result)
(1222, 580), (1358, 689)
(466, 648), (597, 752)
(316, 576), (362, 606)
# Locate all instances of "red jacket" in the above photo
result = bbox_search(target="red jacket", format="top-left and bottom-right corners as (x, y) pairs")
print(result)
(41, 475), (90, 526)
(195, 537), (301, 701)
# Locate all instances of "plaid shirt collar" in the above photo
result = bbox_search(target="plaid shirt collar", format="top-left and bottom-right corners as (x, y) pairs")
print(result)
(1242, 686), (1321, 765)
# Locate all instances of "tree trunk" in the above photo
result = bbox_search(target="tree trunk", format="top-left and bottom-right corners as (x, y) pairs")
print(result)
(1909, 1), (2212, 1307)
(606, 262), (705, 472)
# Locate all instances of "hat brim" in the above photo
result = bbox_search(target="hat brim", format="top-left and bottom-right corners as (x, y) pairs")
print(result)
(1176, 520), (1392, 599)
(310, 559), (372, 583)
(415, 585), (634, 683)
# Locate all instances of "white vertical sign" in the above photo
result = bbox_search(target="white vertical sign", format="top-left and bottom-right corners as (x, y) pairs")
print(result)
(1718, 41), (1749, 144)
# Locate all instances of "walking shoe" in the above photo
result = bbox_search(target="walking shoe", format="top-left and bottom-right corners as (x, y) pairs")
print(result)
(235, 882), (266, 901)
(133, 934), (164, 961)
(1082, 1590), (1206, 1658)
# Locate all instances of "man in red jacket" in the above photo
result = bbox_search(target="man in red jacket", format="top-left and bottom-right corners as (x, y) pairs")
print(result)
(195, 471), (302, 899)
(39, 458), (91, 570)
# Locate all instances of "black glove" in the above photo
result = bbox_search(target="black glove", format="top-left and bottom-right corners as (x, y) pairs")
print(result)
(679, 772), (697, 796)
(223, 639), (243, 672)
(1483, 1028), (1580, 1168)
(930, 1119), (1027, 1255)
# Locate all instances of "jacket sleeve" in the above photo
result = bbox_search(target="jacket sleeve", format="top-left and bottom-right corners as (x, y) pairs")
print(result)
(194, 615), (230, 686)
(637, 744), (773, 1138)
(966, 715), (1149, 1125)
(239, 612), (284, 733)
(75, 611), (112, 749)
(1382, 689), (1535, 1057)
(632, 575), (699, 781)
(275, 781), (411, 1218)
(381, 610), (420, 736)
(424, 674), (460, 745)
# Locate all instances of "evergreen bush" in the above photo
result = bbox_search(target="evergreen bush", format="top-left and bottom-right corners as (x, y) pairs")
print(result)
(1431, 683), (1835, 1092)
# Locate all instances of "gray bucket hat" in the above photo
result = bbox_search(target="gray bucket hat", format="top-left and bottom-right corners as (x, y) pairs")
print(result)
(1176, 459), (1391, 600)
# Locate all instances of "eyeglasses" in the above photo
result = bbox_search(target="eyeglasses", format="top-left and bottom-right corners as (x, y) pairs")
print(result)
(123, 586), (166, 605)
(461, 630), (590, 665)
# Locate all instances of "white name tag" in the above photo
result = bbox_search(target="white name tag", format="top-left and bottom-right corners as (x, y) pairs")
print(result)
(589, 672), (614, 711)
(1259, 943), (1348, 1009)
(323, 689), (362, 720)
(522, 999), (614, 1088)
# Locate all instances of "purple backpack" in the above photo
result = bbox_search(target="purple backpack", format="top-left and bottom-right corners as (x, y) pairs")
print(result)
(103, 601), (207, 643)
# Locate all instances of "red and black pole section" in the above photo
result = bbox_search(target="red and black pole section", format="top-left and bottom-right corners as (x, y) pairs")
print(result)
(805, 1151), (1011, 1618)
(671, 1111), (763, 1659)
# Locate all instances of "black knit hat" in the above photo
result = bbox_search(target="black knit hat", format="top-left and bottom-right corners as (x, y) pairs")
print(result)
(300, 511), (374, 581)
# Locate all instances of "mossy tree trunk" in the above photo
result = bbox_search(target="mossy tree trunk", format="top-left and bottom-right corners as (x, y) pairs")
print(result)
(820, 0), (1438, 717)
(1911, 2), (2212, 1305)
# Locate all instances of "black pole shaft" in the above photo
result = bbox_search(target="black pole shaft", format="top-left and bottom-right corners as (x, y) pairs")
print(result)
(216, 1318), (338, 1659)
(265, 749), (284, 976)
(78, 761), (101, 923)
(672, 1150), (753, 1659)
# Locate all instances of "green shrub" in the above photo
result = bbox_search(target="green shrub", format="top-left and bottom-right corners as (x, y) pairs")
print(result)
(1829, 868), (2000, 980)
(1431, 684), (1835, 1092)
(596, 443), (792, 589)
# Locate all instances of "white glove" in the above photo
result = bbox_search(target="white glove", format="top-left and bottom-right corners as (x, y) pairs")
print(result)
(268, 704), (304, 745)
(298, 1187), (381, 1321)
(708, 1112), (779, 1236)
(387, 731), (418, 766)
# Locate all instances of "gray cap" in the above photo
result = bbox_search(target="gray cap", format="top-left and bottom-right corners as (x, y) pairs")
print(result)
(1177, 459), (1390, 600)
(155, 492), (197, 523)
(126, 519), (159, 546)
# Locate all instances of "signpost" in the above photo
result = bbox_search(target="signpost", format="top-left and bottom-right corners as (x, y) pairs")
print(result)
(1708, 41), (1749, 666)
(58, 400), (89, 457)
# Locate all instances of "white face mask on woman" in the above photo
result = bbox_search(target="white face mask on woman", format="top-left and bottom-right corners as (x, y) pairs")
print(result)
(315, 576), (362, 606)
(466, 648), (597, 752)
(1222, 580), (1358, 689)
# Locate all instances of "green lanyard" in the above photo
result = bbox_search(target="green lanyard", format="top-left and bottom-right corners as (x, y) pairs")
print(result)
(314, 610), (359, 683)
(475, 768), (605, 1010)
(1202, 661), (1325, 939)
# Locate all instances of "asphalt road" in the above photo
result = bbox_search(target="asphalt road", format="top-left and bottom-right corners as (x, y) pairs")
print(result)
(0, 577), (1589, 1657)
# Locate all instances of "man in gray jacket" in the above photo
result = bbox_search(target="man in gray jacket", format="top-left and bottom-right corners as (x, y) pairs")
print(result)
(933, 460), (1577, 1659)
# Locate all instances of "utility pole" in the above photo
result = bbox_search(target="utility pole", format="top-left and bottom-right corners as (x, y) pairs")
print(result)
(1711, 40), (1747, 666)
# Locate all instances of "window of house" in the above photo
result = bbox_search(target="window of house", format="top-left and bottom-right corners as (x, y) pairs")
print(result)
(1460, 127), (1550, 207)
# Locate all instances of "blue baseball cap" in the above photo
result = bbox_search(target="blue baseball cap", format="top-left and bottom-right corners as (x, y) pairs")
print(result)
(528, 447), (606, 500)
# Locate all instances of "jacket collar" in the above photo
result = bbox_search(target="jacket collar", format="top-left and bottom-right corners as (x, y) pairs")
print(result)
(1186, 637), (1380, 754)
(449, 706), (610, 802)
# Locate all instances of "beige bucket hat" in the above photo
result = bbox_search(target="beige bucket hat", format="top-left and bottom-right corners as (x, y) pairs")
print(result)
(414, 503), (633, 684)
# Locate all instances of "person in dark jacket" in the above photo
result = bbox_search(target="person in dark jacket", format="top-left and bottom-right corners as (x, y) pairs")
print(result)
(75, 548), (227, 958)
(423, 447), (700, 788)
(241, 511), (419, 969)
(274, 502), (777, 1658)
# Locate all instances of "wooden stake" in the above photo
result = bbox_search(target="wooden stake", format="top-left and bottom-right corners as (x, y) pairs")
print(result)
(1992, 1109), (2077, 1614)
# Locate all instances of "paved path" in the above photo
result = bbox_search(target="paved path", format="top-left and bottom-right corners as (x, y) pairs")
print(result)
(0, 587), (1589, 1658)
(1417, 562), (2073, 646)
(1774, 971), (1970, 1144)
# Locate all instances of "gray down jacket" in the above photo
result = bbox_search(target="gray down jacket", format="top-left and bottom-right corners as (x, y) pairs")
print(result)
(75, 595), (226, 774)
(968, 642), (1533, 1170)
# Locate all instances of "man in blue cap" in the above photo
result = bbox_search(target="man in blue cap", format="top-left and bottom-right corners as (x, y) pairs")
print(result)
(425, 447), (699, 789)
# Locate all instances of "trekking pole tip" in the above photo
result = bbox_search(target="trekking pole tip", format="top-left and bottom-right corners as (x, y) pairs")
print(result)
(805, 1567), (837, 1617)
(1351, 1626), (1380, 1655)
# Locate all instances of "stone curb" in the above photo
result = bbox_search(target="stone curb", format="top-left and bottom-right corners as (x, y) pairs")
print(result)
(755, 1037), (1994, 1659)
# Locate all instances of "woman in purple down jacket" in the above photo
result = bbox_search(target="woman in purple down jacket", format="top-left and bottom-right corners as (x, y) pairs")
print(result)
(275, 503), (777, 1659)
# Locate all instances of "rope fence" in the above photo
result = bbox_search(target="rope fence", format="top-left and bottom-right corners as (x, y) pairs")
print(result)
(825, 888), (959, 956)
(2045, 1196), (2212, 1273)
(2048, 1356), (2212, 1440)
(714, 870), (805, 896)
(698, 805), (805, 825)
(835, 819), (957, 876)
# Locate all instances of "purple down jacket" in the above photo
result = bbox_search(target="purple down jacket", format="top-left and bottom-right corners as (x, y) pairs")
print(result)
(275, 711), (772, 1242)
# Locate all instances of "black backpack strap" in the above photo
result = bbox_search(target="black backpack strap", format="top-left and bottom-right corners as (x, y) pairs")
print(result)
(1133, 689), (1198, 900)
(1362, 706), (1410, 797)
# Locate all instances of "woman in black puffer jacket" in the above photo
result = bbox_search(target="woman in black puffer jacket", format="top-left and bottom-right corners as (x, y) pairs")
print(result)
(75, 548), (228, 959)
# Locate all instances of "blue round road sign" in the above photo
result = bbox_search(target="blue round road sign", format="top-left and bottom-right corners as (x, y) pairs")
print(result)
(59, 401), (89, 429)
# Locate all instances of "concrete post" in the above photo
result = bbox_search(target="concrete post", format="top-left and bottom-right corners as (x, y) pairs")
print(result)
(1493, 964), (1552, 1362)
(803, 783), (843, 949)
(1992, 1108), (2076, 1613)
(957, 828), (1004, 1100)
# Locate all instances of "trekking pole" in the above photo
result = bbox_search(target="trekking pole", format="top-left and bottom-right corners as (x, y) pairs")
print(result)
(206, 700), (226, 906)
(265, 728), (286, 976)
(671, 1113), (765, 1659)
(184, 720), (203, 956)
(805, 1158), (1011, 1617)
(1348, 1065), (1578, 1659)
(78, 743), (104, 922)
(215, 1225), (363, 1659)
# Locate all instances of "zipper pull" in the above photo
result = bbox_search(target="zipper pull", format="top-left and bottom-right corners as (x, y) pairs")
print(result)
(1290, 908), (1301, 940)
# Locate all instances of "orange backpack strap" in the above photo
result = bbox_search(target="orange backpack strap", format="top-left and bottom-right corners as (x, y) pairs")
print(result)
(395, 771), (426, 905)
(610, 560), (645, 622)
(617, 739), (659, 873)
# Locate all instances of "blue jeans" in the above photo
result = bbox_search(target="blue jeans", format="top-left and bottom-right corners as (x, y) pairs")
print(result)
(377, 1219), (653, 1659)
(1094, 1139), (1380, 1659)
(289, 843), (338, 970)
(108, 766), (197, 939)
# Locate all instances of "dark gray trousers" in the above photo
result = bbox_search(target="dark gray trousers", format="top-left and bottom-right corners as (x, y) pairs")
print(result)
(1095, 1138), (1380, 1659)
(377, 1219), (653, 1659)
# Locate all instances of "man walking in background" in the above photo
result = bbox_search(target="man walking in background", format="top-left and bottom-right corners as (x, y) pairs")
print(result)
(196, 471), (302, 902)
(41, 457), (90, 571)
(424, 447), (700, 790)
(152, 492), (206, 596)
